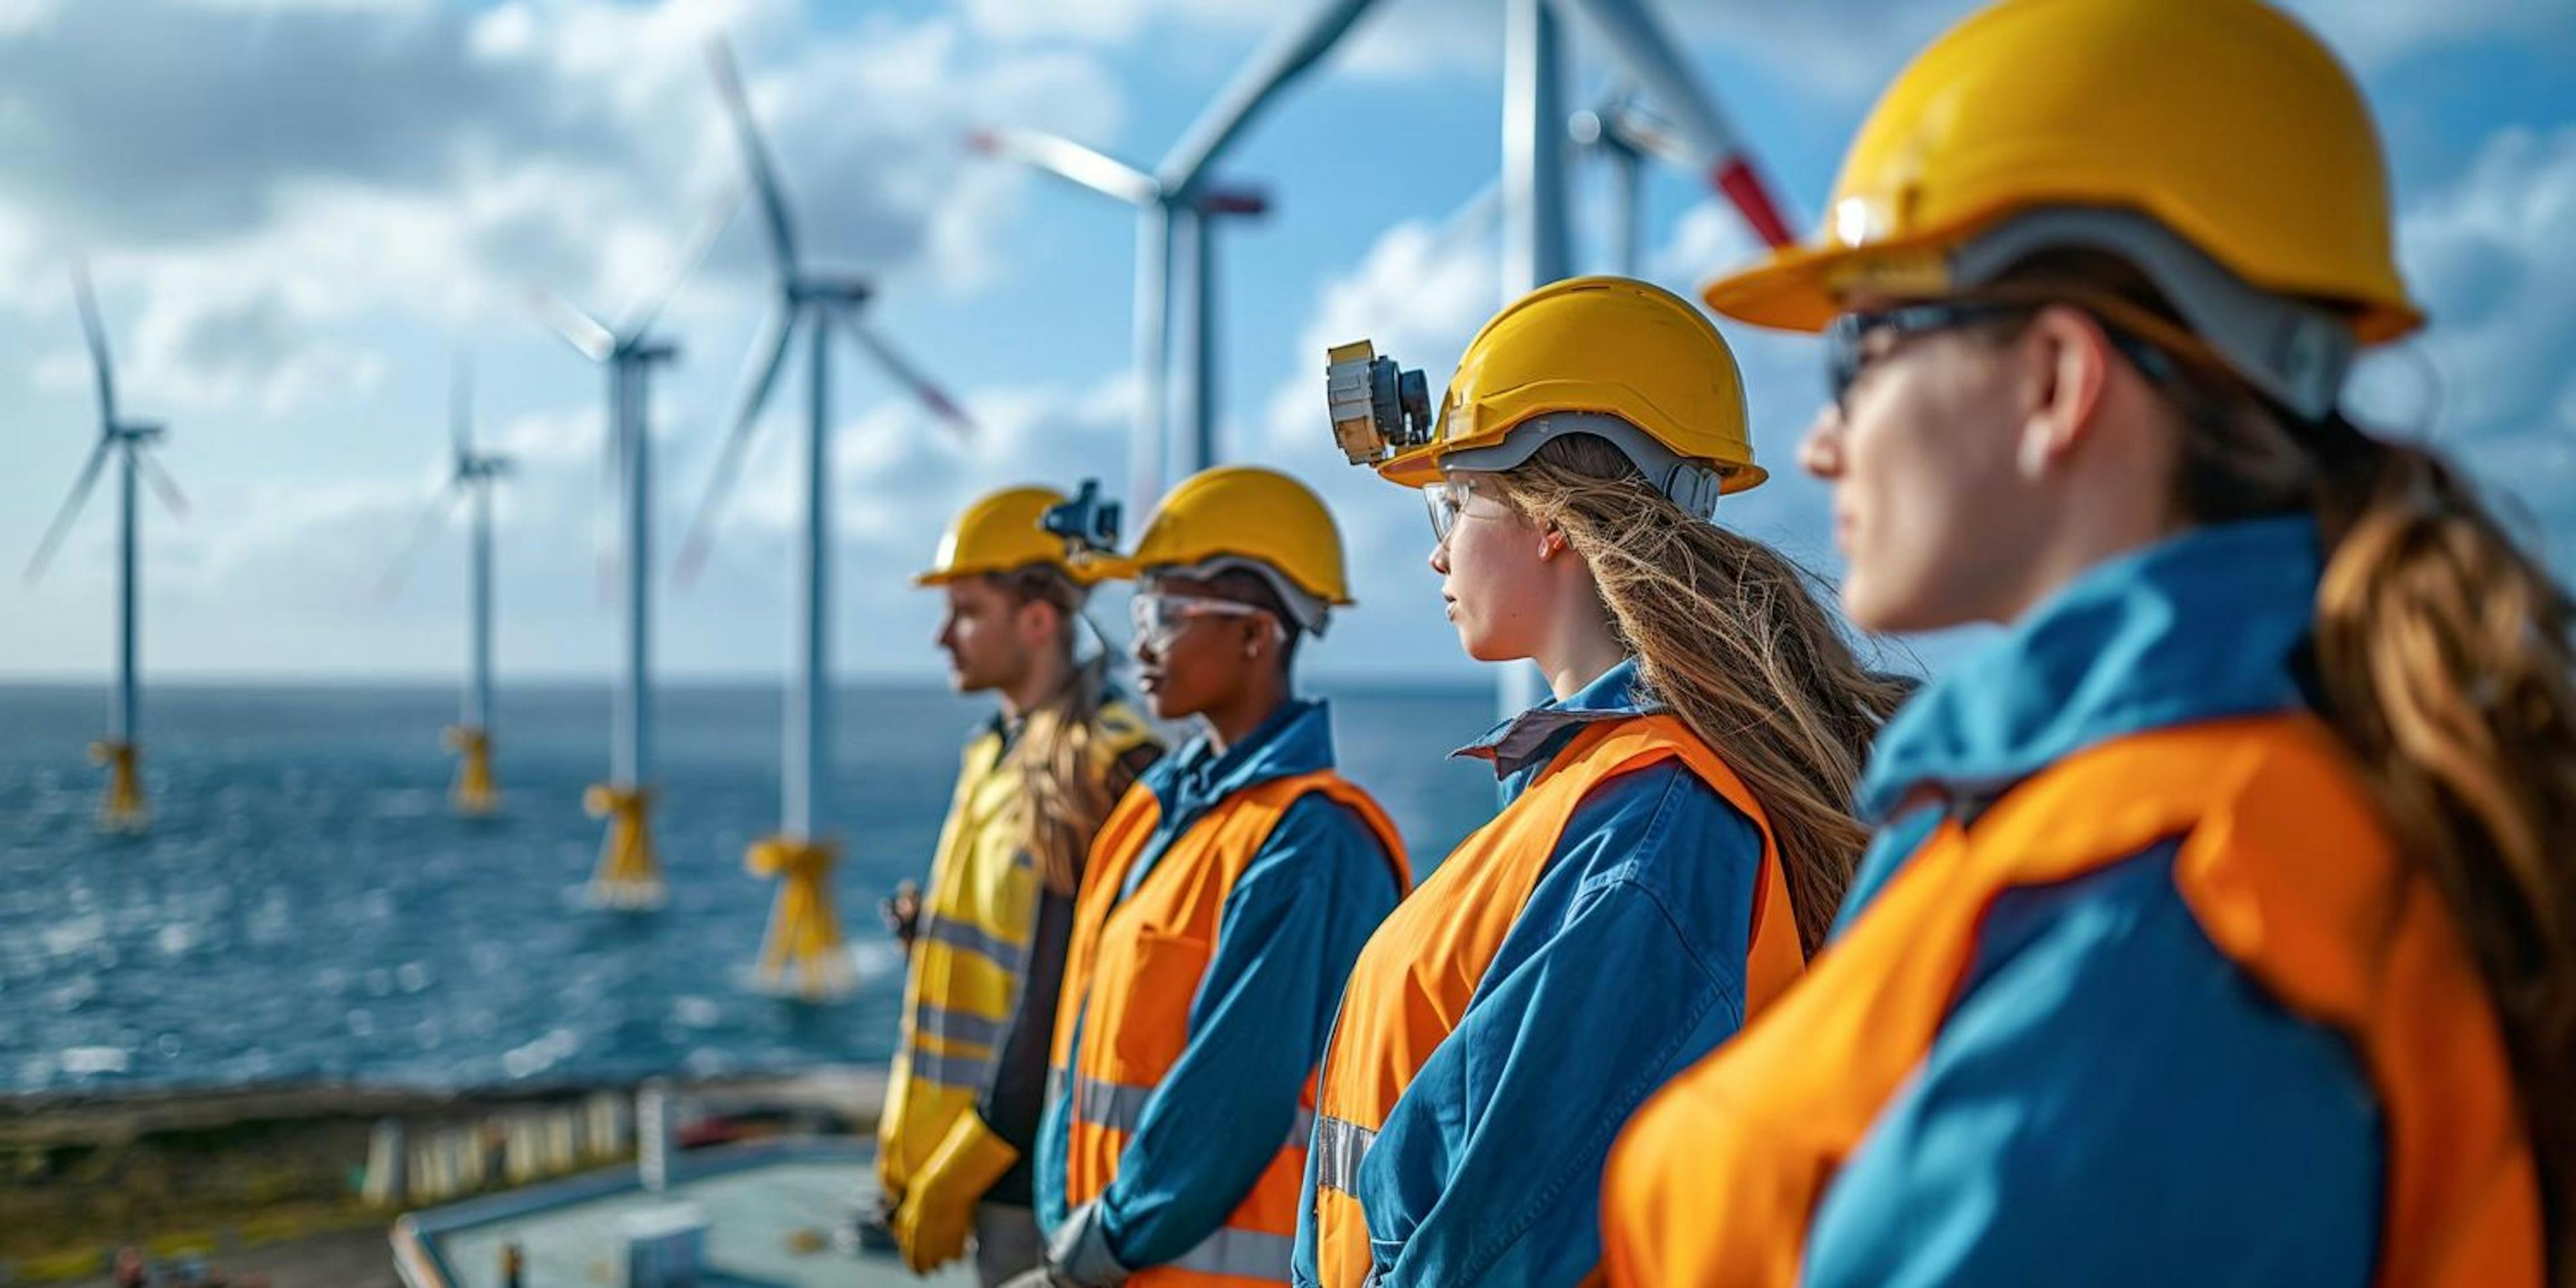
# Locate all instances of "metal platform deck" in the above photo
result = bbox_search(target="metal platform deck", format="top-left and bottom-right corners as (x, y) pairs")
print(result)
(393, 1138), (971, 1288)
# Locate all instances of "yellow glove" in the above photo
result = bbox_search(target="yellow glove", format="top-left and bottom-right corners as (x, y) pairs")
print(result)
(892, 1111), (1022, 1273)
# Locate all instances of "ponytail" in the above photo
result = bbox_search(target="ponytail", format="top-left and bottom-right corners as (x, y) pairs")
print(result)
(994, 566), (1122, 898)
(1493, 435), (1912, 953)
(2304, 429), (2576, 1263)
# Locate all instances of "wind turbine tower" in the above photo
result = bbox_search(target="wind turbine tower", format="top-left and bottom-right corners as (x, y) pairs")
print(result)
(678, 39), (977, 998)
(537, 197), (735, 911)
(382, 356), (511, 816)
(25, 267), (189, 833)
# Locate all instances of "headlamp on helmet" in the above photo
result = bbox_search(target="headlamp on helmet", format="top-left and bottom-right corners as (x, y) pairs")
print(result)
(1324, 340), (1432, 467)
(1040, 478), (1122, 564)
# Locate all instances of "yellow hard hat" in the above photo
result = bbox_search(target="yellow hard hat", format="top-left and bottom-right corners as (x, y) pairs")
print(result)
(1703, 0), (2421, 345)
(1375, 276), (1764, 498)
(1097, 465), (1351, 627)
(914, 485), (1093, 587)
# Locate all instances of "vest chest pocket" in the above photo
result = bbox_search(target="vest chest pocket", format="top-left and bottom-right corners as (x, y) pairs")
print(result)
(1087, 928), (1212, 1083)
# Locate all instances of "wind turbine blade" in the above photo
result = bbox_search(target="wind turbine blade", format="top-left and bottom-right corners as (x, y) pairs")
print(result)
(674, 307), (798, 584)
(527, 287), (616, 362)
(1548, 0), (1796, 247)
(1601, 97), (1687, 168)
(705, 38), (800, 272)
(137, 449), (189, 517)
(378, 480), (466, 600)
(617, 189), (743, 340)
(1156, 0), (1379, 193)
(841, 311), (974, 439)
(970, 128), (1158, 207)
(23, 438), (114, 582)
(70, 264), (117, 425)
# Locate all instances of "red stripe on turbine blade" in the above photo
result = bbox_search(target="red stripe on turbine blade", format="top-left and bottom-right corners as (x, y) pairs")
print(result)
(1713, 156), (1795, 250)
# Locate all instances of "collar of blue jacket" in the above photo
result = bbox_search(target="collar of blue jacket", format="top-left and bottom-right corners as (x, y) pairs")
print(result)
(1858, 514), (2324, 825)
(1451, 656), (1654, 789)
(1149, 697), (1339, 818)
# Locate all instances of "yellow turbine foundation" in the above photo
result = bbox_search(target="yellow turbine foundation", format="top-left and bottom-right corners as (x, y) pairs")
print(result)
(90, 739), (146, 832)
(746, 835), (851, 1000)
(584, 784), (665, 910)
(441, 725), (498, 817)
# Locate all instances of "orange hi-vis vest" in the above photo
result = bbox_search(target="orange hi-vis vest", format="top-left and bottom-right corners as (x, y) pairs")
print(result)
(1053, 769), (1410, 1287)
(1309, 715), (1806, 1288)
(1600, 714), (2542, 1287)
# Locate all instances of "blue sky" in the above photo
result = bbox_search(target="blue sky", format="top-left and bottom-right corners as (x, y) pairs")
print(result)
(0, 0), (2570, 688)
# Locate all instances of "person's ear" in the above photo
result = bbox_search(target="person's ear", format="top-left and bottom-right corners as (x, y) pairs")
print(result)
(2013, 305), (2115, 478)
(1013, 596), (1060, 649)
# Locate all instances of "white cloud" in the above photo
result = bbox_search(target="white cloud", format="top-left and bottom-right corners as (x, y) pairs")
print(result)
(2398, 125), (2576, 443)
(0, 0), (1123, 413)
(2390, 123), (2576, 564)
(1649, 199), (1760, 288)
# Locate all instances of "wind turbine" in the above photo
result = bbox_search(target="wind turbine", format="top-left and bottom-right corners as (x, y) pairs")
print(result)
(1485, 0), (1799, 718)
(677, 38), (977, 999)
(973, 0), (1389, 510)
(964, 136), (1263, 513)
(383, 355), (510, 817)
(25, 267), (187, 833)
(535, 196), (737, 912)
(1549, 0), (1796, 252)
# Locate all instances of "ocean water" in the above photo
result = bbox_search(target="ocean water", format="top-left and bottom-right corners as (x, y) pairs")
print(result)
(0, 681), (1503, 1095)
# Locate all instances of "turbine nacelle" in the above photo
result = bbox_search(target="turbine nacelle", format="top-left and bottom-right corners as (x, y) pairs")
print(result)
(1191, 186), (1271, 217)
(454, 453), (512, 484)
(787, 278), (874, 309)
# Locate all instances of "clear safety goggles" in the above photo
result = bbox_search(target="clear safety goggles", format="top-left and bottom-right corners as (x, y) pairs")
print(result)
(1424, 472), (1515, 545)
(1824, 297), (2184, 418)
(1129, 591), (1274, 655)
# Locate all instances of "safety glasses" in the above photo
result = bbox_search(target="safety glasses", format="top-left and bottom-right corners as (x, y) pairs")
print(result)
(1129, 592), (1269, 655)
(1825, 299), (2181, 416)
(1424, 472), (1514, 545)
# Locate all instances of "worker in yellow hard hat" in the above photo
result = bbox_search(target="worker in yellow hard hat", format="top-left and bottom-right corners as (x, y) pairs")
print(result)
(877, 483), (1163, 1282)
(1293, 276), (1908, 1287)
(1010, 466), (1410, 1288)
(1601, 1), (2562, 1284)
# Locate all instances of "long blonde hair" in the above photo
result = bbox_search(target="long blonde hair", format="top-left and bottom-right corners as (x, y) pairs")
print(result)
(1489, 435), (1913, 952)
(1995, 250), (2576, 1270)
(992, 565), (1121, 898)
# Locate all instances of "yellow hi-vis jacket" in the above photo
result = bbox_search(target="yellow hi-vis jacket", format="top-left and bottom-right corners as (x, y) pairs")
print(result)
(879, 698), (1158, 1195)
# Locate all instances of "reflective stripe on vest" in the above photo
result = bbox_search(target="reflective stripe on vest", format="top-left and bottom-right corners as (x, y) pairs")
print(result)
(1599, 714), (2542, 1287)
(905, 1044), (997, 1092)
(917, 912), (1032, 975)
(1053, 769), (1411, 1287)
(1069, 1071), (1315, 1148)
(1167, 1228), (1295, 1282)
(912, 1000), (1007, 1051)
(1307, 715), (1801, 1288)
(1310, 1114), (1376, 1197)
(879, 701), (1157, 1193)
